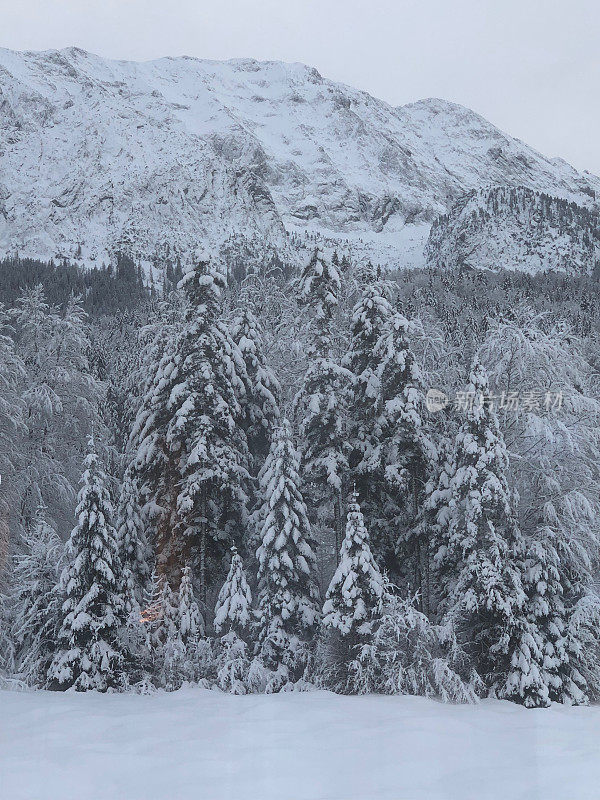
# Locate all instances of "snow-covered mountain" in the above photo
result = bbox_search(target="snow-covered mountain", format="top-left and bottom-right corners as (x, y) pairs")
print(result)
(426, 186), (600, 275)
(1, 47), (599, 270)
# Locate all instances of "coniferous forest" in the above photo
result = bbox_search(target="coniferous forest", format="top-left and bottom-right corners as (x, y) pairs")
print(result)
(2, 250), (600, 709)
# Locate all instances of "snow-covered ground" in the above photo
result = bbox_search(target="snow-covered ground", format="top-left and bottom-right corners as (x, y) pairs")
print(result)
(1, 688), (599, 800)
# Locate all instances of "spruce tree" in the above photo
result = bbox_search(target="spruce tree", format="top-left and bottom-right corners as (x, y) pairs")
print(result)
(230, 304), (280, 561)
(297, 248), (341, 356)
(422, 435), (456, 617)
(214, 547), (253, 636)
(256, 420), (320, 688)
(343, 269), (392, 559)
(344, 270), (393, 467)
(320, 492), (385, 692)
(506, 517), (592, 707)
(0, 595), (14, 681)
(322, 492), (385, 637)
(435, 361), (527, 694)
(479, 312), (600, 704)
(171, 261), (248, 596)
(116, 467), (151, 605)
(162, 565), (203, 689)
(295, 249), (351, 560)
(374, 312), (435, 598)
(151, 578), (179, 649)
(48, 446), (127, 691)
(214, 547), (253, 693)
(501, 530), (560, 708)
(230, 306), (280, 476)
(131, 259), (248, 597)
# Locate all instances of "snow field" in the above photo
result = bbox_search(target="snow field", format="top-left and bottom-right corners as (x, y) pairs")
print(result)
(1, 688), (599, 800)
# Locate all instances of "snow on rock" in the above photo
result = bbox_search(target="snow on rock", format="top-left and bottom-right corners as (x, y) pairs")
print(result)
(1, 47), (599, 270)
(1, 687), (600, 800)
(426, 186), (600, 274)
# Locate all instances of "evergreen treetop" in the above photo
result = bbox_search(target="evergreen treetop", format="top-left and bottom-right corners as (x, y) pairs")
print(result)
(214, 548), (253, 636)
(322, 491), (385, 637)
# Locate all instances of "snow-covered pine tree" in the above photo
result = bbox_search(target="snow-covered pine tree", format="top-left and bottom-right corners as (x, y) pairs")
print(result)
(295, 249), (352, 561)
(501, 523), (566, 708)
(504, 503), (600, 708)
(422, 434), (455, 618)
(435, 360), (528, 695)
(256, 420), (320, 689)
(129, 324), (184, 590)
(214, 547), (253, 693)
(150, 578), (178, 684)
(178, 565), (204, 642)
(343, 268), (393, 560)
(344, 269), (393, 466)
(148, 576), (178, 648)
(215, 547), (253, 637)
(296, 248), (341, 357)
(130, 258), (248, 598)
(171, 260), (249, 596)
(230, 305), (280, 476)
(116, 467), (151, 605)
(10, 507), (63, 686)
(230, 304), (280, 562)
(126, 300), (183, 588)
(319, 491), (385, 693)
(0, 593), (14, 682)
(138, 573), (176, 687)
(126, 294), (184, 470)
(322, 491), (385, 640)
(374, 312), (436, 601)
(48, 445), (128, 691)
(162, 565), (204, 689)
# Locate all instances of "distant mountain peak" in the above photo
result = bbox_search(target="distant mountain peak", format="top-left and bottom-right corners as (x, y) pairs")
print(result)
(0, 47), (598, 271)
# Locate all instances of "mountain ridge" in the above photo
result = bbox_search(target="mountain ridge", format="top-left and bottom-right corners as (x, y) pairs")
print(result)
(1, 47), (598, 271)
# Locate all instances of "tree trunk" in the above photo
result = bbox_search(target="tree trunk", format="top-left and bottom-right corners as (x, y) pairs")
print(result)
(199, 528), (207, 603)
(199, 486), (208, 602)
(333, 490), (342, 565)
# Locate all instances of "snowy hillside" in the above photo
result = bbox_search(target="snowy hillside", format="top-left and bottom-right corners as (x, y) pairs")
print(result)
(2, 688), (600, 800)
(426, 186), (600, 274)
(1, 47), (599, 270)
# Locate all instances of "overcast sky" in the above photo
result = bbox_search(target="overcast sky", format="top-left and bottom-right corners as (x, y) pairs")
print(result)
(1, 0), (599, 175)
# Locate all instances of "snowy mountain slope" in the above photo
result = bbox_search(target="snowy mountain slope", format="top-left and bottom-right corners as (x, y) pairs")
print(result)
(1, 47), (599, 269)
(425, 186), (600, 274)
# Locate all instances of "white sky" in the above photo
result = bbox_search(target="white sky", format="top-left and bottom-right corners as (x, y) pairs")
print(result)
(1, 0), (599, 175)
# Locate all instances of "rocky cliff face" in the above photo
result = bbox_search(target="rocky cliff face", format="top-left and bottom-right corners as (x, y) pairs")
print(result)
(425, 186), (600, 275)
(1, 47), (598, 270)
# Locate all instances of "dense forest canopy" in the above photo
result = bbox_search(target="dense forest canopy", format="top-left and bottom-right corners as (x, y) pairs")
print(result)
(1, 250), (600, 707)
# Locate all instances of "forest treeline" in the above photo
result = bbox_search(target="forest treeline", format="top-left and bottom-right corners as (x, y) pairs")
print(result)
(1, 250), (600, 707)
(0, 252), (158, 313)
